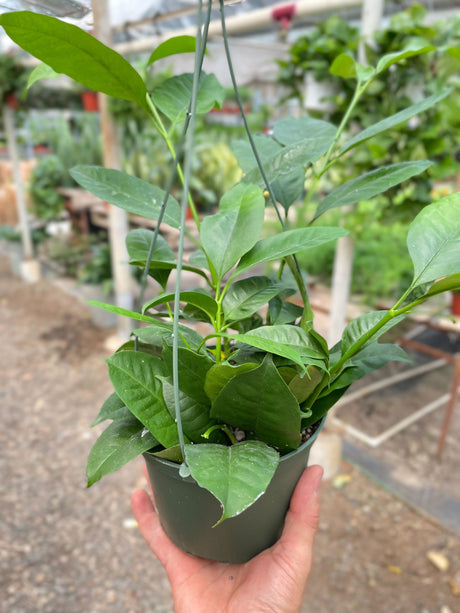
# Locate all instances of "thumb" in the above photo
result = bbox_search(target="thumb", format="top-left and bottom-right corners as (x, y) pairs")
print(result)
(275, 464), (323, 568)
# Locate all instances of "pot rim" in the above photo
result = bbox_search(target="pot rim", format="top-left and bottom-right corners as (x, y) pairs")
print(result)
(144, 416), (325, 470)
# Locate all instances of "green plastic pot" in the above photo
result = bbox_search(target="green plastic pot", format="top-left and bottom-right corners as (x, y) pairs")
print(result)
(143, 418), (325, 564)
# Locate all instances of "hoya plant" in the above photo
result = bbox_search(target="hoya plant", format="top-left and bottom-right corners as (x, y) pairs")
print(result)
(2, 3), (459, 526)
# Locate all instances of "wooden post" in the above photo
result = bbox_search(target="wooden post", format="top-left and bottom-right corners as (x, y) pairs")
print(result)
(3, 104), (41, 282)
(92, 0), (134, 339)
(327, 0), (384, 346)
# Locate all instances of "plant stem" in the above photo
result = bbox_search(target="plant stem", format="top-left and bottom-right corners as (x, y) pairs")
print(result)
(219, 0), (314, 328)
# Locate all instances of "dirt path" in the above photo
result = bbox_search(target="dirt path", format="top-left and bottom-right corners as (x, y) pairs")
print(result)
(1, 255), (459, 613)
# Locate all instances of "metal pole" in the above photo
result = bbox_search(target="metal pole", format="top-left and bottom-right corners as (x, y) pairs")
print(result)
(92, 0), (134, 339)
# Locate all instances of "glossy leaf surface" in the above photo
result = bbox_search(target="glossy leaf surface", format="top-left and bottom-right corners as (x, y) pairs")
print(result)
(204, 363), (259, 403)
(87, 417), (157, 486)
(211, 355), (301, 451)
(0, 11), (148, 110)
(314, 161), (432, 219)
(233, 227), (347, 277)
(185, 441), (279, 524)
(407, 194), (460, 288)
(152, 72), (224, 122)
(70, 166), (181, 228)
(147, 35), (196, 65)
(107, 351), (180, 448)
(223, 276), (283, 323)
(200, 183), (265, 279)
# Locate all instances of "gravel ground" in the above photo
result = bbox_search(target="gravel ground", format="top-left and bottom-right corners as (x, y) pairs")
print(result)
(1, 253), (460, 613)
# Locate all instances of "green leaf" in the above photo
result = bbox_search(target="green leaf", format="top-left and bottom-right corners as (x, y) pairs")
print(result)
(152, 72), (224, 122)
(268, 297), (303, 325)
(150, 445), (183, 463)
(161, 345), (214, 405)
(340, 89), (452, 154)
(210, 354), (301, 451)
(91, 392), (130, 426)
(185, 441), (279, 524)
(87, 300), (158, 324)
(133, 323), (204, 351)
(223, 276), (283, 323)
(273, 116), (336, 149)
(424, 273), (460, 299)
(204, 362), (259, 403)
(341, 311), (406, 355)
(407, 194), (460, 289)
(160, 381), (220, 444)
(143, 290), (217, 323)
(288, 366), (324, 404)
(242, 138), (331, 187)
(376, 40), (436, 75)
(200, 183), (265, 279)
(227, 325), (327, 370)
(0, 11), (148, 111)
(26, 63), (60, 90)
(70, 166), (181, 228)
(126, 228), (208, 286)
(233, 227), (348, 277)
(147, 35), (196, 66)
(326, 343), (411, 395)
(329, 54), (374, 81)
(232, 136), (306, 209)
(87, 417), (157, 486)
(314, 161), (432, 220)
(107, 351), (181, 448)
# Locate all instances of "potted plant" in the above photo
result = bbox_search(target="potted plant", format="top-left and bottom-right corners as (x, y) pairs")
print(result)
(2, 7), (460, 564)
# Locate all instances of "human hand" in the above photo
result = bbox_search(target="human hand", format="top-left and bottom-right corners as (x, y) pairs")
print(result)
(131, 463), (323, 613)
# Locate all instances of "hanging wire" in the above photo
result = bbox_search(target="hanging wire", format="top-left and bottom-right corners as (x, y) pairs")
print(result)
(171, 0), (212, 460)
(137, 0), (213, 311)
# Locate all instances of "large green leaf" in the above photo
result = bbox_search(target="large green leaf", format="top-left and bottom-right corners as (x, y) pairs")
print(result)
(160, 381), (221, 444)
(242, 138), (330, 187)
(233, 227), (347, 278)
(228, 325), (326, 366)
(223, 276), (283, 323)
(232, 137), (304, 209)
(200, 183), (265, 279)
(161, 345), (214, 405)
(340, 89), (452, 154)
(133, 323), (204, 351)
(91, 392), (130, 426)
(126, 228), (208, 286)
(87, 417), (157, 486)
(272, 116), (336, 149)
(185, 441), (279, 524)
(329, 53), (374, 81)
(407, 194), (460, 289)
(152, 72), (224, 122)
(328, 343), (411, 395)
(147, 35), (196, 65)
(375, 40), (436, 75)
(143, 290), (217, 323)
(424, 273), (460, 299)
(204, 362), (259, 403)
(70, 166), (181, 228)
(107, 351), (181, 448)
(341, 311), (406, 355)
(210, 354), (301, 451)
(0, 11), (148, 111)
(314, 161), (432, 219)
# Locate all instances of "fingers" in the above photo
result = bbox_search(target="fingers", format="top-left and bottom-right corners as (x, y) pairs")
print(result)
(131, 488), (180, 569)
(276, 464), (323, 568)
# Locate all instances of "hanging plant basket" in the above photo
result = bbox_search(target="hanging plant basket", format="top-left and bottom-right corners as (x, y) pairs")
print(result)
(144, 418), (325, 563)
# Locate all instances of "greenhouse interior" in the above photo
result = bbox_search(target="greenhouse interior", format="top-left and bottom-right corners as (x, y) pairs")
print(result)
(1, 1), (460, 611)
